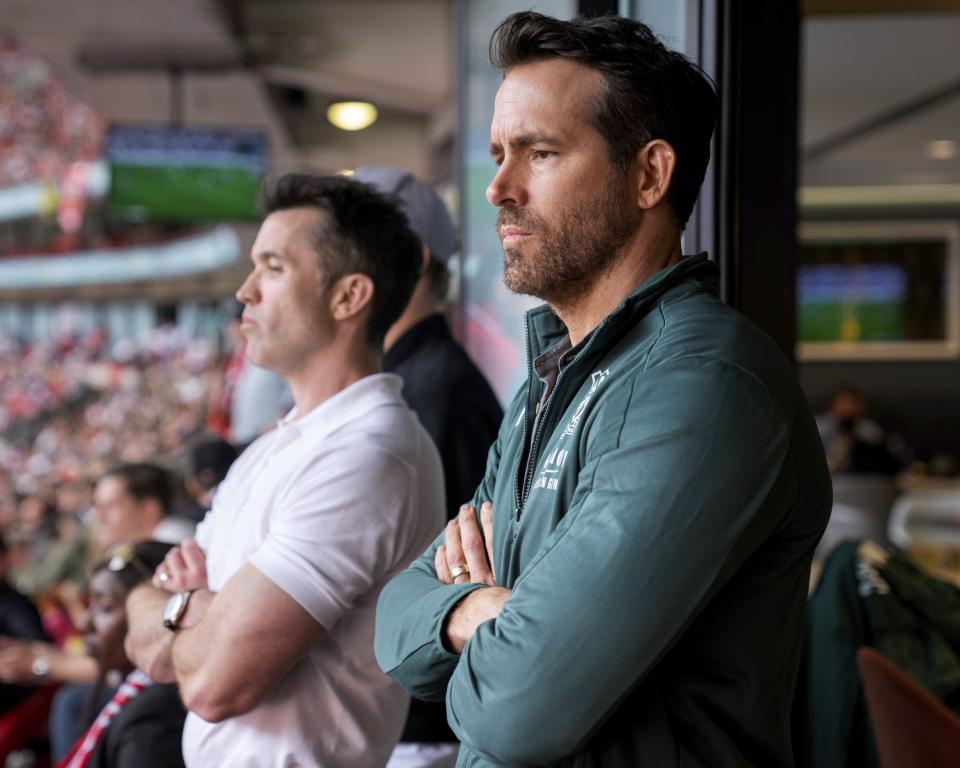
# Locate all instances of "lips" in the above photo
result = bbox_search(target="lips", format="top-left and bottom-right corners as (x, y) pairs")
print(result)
(499, 226), (533, 244)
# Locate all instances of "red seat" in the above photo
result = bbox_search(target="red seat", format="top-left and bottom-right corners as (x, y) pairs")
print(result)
(857, 647), (960, 768)
(0, 684), (58, 765)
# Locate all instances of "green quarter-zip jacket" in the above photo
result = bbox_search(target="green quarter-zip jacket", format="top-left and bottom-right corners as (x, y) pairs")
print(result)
(376, 254), (832, 767)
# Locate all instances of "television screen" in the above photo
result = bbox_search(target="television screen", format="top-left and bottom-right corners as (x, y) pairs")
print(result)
(106, 125), (267, 221)
(797, 238), (949, 344)
(798, 263), (908, 342)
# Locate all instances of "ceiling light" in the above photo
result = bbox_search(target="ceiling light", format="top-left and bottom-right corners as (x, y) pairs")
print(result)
(926, 140), (957, 160)
(337, 169), (354, 177)
(327, 102), (378, 131)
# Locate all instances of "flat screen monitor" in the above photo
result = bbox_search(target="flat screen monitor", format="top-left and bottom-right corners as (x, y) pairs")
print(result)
(106, 125), (267, 222)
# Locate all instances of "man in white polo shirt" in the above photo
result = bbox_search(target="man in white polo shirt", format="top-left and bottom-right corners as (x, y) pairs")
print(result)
(125, 174), (446, 767)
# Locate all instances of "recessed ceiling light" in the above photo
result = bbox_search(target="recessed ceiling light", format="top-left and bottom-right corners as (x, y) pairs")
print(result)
(927, 140), (957, 160)
(337, 169), (354, 177)
(327, 102), (378, 131)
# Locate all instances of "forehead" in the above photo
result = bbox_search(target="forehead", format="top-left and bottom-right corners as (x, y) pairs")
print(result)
(253, 207), (327, 255)
(95, 475), (128, 499)
(491, 59), (603, 142)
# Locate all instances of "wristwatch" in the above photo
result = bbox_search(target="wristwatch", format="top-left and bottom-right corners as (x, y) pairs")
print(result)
(162, 589), (196, 631)
(31, 654), (51, 679)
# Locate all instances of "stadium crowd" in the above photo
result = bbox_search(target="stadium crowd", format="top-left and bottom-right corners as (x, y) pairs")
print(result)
(0, 37), (103, 190)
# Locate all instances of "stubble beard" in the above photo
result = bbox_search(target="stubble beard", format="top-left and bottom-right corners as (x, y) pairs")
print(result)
(497, 172), (638, 306)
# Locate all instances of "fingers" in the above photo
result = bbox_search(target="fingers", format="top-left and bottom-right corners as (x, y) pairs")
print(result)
(153, 540), (207, 593)
(459, 505), (494, 586)
(435, 544), (452, 584)
(480, 501), (495, 582)
(180, 539), (208, 587)
(444, 516), (470, 585)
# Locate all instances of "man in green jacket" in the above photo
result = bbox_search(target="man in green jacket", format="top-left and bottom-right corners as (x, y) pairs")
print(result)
(375, 11), (831, 768)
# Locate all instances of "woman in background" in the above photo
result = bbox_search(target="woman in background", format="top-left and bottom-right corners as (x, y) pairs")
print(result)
(59, 541), (185, 768)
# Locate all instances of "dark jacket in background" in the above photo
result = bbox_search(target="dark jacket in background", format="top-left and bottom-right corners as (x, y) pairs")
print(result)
(384, 312), (503, 745)
(87, 683), (186, 768)
(798, 539), (960, 768)
(385, 313), (503, 519)
(0, 582), (47, 713)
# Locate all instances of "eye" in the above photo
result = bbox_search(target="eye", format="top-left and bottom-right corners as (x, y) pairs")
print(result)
(532, 150), (554, 161)
(266, 259), (283, 273)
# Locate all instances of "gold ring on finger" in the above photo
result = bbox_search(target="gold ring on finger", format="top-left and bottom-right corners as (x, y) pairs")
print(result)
(449, 563), (470, 579)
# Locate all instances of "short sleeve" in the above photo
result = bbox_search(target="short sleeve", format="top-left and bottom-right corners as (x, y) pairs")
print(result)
(249, 445), (416, 630)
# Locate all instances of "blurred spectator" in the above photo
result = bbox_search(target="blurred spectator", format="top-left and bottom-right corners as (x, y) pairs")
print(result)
(58, 541), (185, 768)
(92, 464), (194, 549)
(0, 37), (104, 190)
(816, 387), (901, 475)
(0, 534), (48, 714)
(185, 438), (238, 510)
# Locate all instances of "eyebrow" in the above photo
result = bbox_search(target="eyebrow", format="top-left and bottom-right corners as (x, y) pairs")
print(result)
(489, 133), (565, 157)
(252, 249), (288, 264)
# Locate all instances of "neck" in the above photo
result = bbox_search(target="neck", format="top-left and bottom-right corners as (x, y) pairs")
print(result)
(384, 281), (439, 352)
(552, 226), (682, 346)
(285, 339), (381, 416)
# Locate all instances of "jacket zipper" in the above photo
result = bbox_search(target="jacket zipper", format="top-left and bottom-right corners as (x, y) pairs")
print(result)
(512, 316), (609, 538)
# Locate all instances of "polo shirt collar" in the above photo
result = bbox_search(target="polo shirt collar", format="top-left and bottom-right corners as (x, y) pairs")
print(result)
(277, 373), (405, 444)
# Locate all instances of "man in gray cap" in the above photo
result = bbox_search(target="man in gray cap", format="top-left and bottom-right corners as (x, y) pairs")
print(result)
(353, 166), (503, 519)
(353, 166), (502, 767)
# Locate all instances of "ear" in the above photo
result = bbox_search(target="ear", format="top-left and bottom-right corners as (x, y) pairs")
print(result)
(328, 273), (376, 322)
(420, 243), (431, 273)
(634, 139), (677, 211)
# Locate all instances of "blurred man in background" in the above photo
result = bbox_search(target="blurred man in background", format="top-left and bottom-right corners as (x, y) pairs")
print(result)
(93, 463), (195, 549)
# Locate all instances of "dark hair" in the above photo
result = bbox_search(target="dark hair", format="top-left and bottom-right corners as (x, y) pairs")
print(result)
(101, 463), (173, 517)
(489, 12), (718, 229)
(189, 437), (238, 490)
(260, 174), (422, 345)
(424, 257), (450, 304)
(92, 540), (174, 591)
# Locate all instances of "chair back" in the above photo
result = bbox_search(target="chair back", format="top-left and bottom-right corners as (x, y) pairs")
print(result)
(857, 646), (960, 768)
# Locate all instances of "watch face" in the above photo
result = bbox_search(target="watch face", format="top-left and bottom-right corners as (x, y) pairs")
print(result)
(163, 592), (186, 629)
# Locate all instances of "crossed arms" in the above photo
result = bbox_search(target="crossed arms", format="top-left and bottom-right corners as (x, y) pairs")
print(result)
(376, 364), (793, 765)
(125, 539), (322, 723)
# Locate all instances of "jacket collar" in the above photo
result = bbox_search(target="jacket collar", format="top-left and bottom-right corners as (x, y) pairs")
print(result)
(524, 253), (717, 361)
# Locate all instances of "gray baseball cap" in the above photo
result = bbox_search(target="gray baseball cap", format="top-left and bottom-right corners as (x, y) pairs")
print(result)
(352, 165), (456, 263)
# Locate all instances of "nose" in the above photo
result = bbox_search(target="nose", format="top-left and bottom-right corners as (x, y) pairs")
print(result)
(235, 269), (258, 305)
(486, 158), (527, 209)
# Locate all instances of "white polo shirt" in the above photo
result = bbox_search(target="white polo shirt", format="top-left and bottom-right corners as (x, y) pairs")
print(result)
(184, 374), (445, 768)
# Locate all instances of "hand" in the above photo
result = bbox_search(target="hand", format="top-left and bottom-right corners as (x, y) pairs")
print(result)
(443, 586), (511, 654)
(436, 502), (495, 586)
(0, 637), (36, 683)
(125, 584), (177, 682)
(153, 538), (208, 593)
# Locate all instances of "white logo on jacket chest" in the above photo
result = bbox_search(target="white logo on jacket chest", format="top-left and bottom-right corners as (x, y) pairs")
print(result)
(560, 368), (609, 438)
(533, 448), (570, 491)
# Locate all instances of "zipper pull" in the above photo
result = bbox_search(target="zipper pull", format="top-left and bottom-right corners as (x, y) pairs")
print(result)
(512, 509), (521, 541)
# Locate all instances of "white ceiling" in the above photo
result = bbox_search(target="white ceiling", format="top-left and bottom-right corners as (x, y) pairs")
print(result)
(0, 0), (454, 181)
(801, 12), (960, 188)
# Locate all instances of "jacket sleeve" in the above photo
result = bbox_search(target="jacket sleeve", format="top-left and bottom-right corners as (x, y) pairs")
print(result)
(375, 423), (505, 701)
(444, 361), (794, 765)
